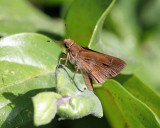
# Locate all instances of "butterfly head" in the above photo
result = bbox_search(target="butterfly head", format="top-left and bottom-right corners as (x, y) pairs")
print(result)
(63, 39), (74, 49)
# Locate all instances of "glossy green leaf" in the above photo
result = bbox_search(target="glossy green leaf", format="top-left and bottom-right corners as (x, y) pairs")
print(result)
(0, 33), (61, 127)
(32, 65), (103, 126)
(32, 92), (61, 126)
(0, 0), (64, 37)
(56, 65), (103, 119)
(95, 79), (160, 128)
(65, 0), (115, 48)
(115, 74), (160, 118)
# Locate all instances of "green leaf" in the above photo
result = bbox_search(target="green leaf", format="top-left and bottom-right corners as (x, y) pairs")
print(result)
(0, 0), (64, 37)
(95, 79), (160, 128)
(32, 65), (103, 126)
(115, 74), (160, 119)
(32, 92), (61, 126)
(0, 33), (61, 127)
(65, 0), (115, 48)
(56, 65), (103, 119)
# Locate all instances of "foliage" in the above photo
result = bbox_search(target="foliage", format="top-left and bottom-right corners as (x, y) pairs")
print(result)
(0, 0), (160, 128)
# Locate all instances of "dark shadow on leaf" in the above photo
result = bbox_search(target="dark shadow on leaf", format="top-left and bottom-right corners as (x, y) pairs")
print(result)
(21, 115), (111, 128)
(55, 115), (111, 128)
(113, 74), (133, 85)
(2, 88), (54, 128)
(37, 30), (63, 41)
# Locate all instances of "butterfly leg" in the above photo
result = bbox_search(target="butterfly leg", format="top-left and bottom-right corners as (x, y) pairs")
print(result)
(64, 52), (69, 65)
(73, 66), (79, 80)
(59, 53), (69, 65)
(59, 58), (66, 65)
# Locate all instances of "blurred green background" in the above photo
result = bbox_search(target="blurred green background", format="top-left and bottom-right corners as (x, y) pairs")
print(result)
(0, 0), (160, 128)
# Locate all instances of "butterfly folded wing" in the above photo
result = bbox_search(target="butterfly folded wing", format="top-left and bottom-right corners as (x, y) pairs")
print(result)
(81, 69), (93, 91)
(78, 48), (126, 84)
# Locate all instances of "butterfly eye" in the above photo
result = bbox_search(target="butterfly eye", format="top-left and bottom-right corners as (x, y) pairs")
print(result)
(64, 43), (68, 48)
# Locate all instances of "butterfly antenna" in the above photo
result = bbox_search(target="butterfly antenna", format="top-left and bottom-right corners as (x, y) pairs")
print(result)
(65, 24), (70, 39)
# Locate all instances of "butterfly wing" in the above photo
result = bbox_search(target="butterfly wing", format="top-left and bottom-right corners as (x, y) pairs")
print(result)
(81, 69), (93, 91)
(77, 48), (126, 83)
